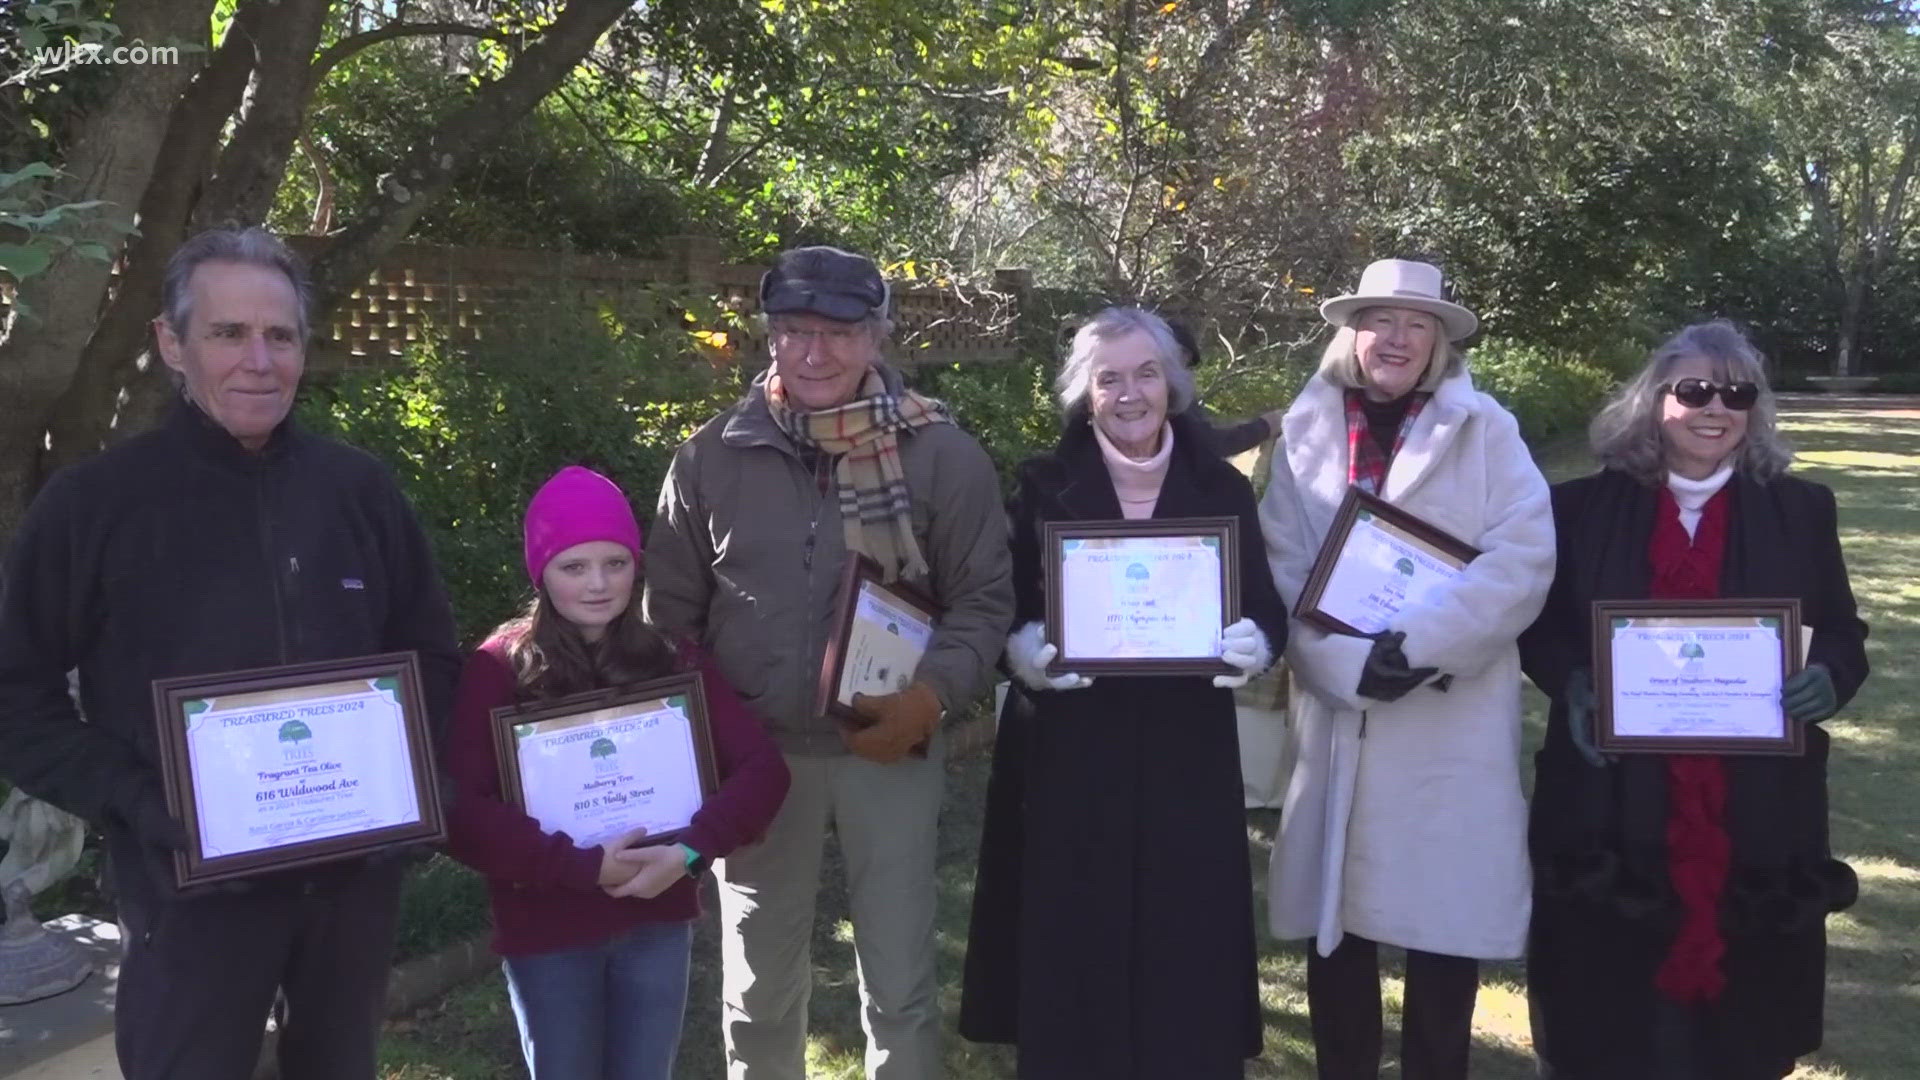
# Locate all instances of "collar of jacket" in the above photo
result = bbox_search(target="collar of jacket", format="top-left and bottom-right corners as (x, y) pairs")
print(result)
(1573, 467), (1794, 606)
(1044, 409), (1235, 521)
(719, 360), (912, 456)
(166, 393), (299, 472)
(1281, 368), (1478, 502)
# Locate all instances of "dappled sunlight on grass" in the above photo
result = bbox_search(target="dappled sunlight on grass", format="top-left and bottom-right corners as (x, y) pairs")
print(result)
(1798, 449), (1920, 473)
(1849, 857), (1920, 885)
(1472, 975), (1534, 1054)
(1778, 405), (1920, 1080)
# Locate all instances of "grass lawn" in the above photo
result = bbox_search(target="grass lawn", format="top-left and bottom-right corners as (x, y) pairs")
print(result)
(379, 401), (1918, 1078)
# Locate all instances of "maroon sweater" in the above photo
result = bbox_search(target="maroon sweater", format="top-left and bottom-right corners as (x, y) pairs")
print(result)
(445, 636), (790, 956)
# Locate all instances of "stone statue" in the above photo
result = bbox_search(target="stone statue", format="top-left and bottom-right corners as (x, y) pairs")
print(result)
(0, 670), (96, 1004)
(0, 787), (85, 897)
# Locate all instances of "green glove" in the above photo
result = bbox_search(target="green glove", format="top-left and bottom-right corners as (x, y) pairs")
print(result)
(1782, 663), (1838, 724)
(1563, 668), (1610, 768)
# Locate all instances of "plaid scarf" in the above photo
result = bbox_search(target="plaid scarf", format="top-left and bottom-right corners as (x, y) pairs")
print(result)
(1345, 389), (1429, 494)
(765, 367), (953, 581)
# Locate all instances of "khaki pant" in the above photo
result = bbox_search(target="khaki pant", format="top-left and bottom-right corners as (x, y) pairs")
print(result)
(716, 737), (945, 1079)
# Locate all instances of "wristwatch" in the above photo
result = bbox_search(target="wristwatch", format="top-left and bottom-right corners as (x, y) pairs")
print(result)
(676, 842), (710, 878)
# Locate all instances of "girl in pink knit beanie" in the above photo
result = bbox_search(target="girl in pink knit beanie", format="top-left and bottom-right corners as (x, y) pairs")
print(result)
(440, 466), (790, 1080)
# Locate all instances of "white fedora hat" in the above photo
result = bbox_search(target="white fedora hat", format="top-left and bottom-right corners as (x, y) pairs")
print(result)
(1319, 259), (1478, 341)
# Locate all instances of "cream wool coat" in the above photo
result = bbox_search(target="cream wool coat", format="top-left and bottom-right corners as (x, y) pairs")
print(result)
(1260, 369), (1553, 960)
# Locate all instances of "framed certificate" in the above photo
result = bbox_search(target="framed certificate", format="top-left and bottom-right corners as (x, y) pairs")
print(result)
(1043, 516), (1239, 676)
(1294, 487), (1481, 638)
(1594, 599), (1804, 756)
(816, 556), (943, 722)
(491, 672), (719, 849)
(151, 653), (445, 888)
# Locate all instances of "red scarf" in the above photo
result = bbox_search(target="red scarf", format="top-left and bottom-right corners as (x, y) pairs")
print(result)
(1648, 483), (1732, 1003)
(1344, 390), (1428, 494)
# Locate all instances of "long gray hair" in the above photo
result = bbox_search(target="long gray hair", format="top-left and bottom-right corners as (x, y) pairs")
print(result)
(1055, 306), (1196, 414)
(1590, 320), (1792, 484)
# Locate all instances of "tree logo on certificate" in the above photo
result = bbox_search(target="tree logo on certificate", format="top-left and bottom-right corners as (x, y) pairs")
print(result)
(589, 736), (619, 774)
(1394, 557), (1415, 576)
(1125, 562), (1151, 595)
(1679, 640), (1707, 673)
(278, 719), (316, 763)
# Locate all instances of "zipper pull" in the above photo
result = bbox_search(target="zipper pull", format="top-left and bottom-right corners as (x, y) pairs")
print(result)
(288, 556), (300, 575)
(803, 534), (816, 571)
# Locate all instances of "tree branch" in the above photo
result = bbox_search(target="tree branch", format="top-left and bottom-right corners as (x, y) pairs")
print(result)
(311, 21), (515, 82)
(307, 0), (636, 316)
(0, 0), (219, 541)
(195, 0), (335, 229)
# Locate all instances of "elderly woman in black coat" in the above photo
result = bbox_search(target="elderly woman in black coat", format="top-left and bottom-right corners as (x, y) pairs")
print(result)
(958, 306), (1288, 1079)
(1519, 320), (1868, 1080)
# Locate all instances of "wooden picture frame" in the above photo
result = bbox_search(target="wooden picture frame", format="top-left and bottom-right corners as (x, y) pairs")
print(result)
(1042, 516), (1240, 676)
(151, 652), (444, 888)
(1593, 598), (1804, 756)
(1293, 487), (1482, 638)
(815, 555), (944, 724)
(490, 671), (719, 849)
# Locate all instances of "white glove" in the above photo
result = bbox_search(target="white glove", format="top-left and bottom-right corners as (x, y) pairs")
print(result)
(1006, 621), (1094, 692)
(1212, 617), (1273, 689)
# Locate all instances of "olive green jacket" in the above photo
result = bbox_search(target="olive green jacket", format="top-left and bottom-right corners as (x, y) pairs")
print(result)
(643, 364), (1014, 754)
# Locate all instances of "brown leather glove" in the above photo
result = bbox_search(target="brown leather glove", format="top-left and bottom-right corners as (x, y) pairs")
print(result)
(842, 681), (942, 764)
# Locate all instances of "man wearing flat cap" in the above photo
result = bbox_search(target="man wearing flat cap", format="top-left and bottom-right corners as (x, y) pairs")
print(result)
(644, 245), (1013, 1078)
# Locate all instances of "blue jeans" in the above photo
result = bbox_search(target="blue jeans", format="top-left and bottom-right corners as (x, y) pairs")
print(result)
(501, 920), (694, 1080)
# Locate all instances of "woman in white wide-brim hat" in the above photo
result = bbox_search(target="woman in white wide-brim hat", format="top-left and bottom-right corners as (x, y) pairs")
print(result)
(1258, 258), (1556, 1078)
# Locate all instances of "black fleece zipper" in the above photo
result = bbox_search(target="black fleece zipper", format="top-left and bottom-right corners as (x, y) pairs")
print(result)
(255, 469), (291, 665)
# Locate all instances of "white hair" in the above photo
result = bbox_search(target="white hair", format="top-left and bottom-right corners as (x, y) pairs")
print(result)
(1055, 306), (1196, 414)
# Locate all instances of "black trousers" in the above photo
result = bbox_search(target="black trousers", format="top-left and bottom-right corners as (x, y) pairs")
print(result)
(1306, 933), (1480, 1080)
(112, 855), (407, 1080)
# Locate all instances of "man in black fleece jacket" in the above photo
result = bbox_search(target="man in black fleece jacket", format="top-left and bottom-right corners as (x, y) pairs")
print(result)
(0, 228), (460, 1080)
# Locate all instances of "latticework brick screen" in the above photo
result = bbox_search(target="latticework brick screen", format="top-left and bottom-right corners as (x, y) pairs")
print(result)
(276, 236), (1023, 368)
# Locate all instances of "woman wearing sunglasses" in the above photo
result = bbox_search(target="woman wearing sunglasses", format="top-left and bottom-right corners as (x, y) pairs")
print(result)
(1519, 320), (1869, 1079)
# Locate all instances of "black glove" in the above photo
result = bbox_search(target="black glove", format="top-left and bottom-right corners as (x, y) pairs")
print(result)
(1355, 631), (1439, 703)
(1782, 663), (1838, 724)
(111, 779), (188, 852)
(1563, 667), (1611, 768)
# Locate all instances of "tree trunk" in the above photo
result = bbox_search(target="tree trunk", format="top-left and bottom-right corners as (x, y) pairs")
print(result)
(695, 84), (738, 186)
(1835, 270), (1867, 377)
(194, 0), (335, 229)
(0, 0), (218, 552)
(307, 0), (635, 313)
(36, 2), (263, 480)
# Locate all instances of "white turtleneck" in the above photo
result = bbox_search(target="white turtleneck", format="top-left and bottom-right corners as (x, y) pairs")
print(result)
(1093, 421), (1175, 520)
(1667, 464), (1733, 540)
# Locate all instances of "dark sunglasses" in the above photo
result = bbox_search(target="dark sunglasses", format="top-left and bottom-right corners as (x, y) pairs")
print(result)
(1665, 378), (1759, 411)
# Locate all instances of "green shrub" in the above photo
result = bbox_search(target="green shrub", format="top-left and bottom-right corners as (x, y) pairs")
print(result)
(907, 356), (1061, 494)
(1467, 338), (1618, 446)
(298, 291), (746, 644)
(392, 854), (493, 962)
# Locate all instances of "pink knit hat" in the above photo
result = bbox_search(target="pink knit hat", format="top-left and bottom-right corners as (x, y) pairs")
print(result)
(523, 466), (643, 584)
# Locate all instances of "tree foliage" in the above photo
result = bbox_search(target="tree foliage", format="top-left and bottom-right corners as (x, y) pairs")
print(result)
(297, 290), (744, 644)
